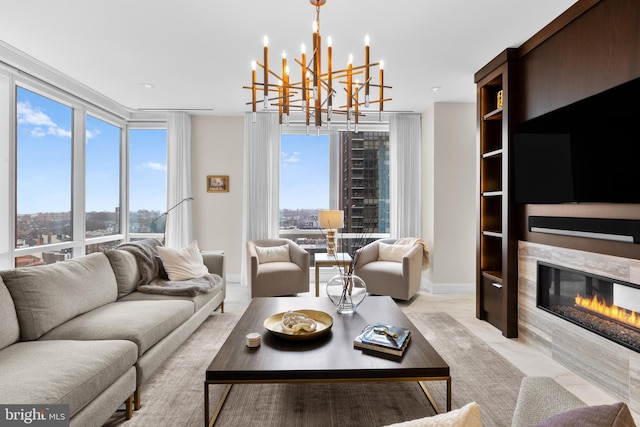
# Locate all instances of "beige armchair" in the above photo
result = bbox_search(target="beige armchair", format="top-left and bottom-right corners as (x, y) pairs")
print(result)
(246, 238), (310, 297)
(353, 238), (425, 301)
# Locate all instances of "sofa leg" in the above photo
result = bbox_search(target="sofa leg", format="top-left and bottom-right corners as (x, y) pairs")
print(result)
(125, 394), (134, 420)
(134, 388), (141, 410)
(220, 301), (224, 313)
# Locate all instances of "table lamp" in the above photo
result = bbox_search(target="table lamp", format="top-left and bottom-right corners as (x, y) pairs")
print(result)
(318, 210), (344, 255)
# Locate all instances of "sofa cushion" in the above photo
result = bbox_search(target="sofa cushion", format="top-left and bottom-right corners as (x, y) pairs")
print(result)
(39, 300), (194, 356)
(255, 244), (290, 264)
(0, 253), (118, 341)
(378, 242), (413, 262)
(535, 402), (636, 427)
(157, 240), (209, 281)
(118, 289), (220, 312)
(383, 401), (481, 427)
(0, 278), (20, 350)
(0, 340), (137, 417)
(104, 249), (142, 298)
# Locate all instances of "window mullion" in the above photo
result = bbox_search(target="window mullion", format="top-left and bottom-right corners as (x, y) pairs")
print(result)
(329, 131), (340, 209)
(121, 125), (129, 242)
(72, 106), (86, 257)
(0, 70), (12, 269)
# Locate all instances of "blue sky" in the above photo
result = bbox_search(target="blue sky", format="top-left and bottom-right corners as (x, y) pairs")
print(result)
(16, 87), (327, 214)
(280, 133), (329, 210)
(16, 87), (166, 215)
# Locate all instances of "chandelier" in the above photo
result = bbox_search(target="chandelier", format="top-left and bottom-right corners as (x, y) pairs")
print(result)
(245, 0), (391, 132)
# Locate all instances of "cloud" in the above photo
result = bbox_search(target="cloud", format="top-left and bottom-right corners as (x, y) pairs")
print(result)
(29, 128), (46, 138)
(142, 162), (166, 171)
(282, 151), (301, 164)
(17, 101), (71, 138)
(86, 128), (101, 140)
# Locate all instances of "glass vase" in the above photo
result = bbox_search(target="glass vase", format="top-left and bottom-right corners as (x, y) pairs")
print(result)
(326, 273), (367, 315)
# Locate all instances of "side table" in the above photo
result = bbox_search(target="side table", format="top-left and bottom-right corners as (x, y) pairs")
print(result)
(314, 253), (352, 297)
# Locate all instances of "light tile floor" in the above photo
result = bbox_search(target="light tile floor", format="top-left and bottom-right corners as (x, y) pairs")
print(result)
(223, 280), (638, 421)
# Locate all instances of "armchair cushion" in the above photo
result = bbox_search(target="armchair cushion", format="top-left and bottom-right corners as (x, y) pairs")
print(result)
(378, 242), (414, 262)
(255, 244), (291, 264)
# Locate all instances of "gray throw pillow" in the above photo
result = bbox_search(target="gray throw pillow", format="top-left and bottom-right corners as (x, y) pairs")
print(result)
(535, 402), (636, 427)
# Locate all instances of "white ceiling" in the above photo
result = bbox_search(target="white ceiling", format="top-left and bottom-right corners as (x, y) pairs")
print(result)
(0, 0), (577, 115)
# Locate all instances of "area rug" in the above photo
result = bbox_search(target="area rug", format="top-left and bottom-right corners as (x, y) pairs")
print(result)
(105, 312), (525, 427)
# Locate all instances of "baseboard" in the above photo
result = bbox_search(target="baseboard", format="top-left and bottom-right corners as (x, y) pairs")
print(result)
(423, 280), (475, 294)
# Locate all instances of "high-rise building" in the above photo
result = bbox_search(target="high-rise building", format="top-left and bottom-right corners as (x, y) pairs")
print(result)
(339, 131), (389, 253)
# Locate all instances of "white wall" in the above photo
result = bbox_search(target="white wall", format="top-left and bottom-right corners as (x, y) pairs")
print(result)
(422, 103), (476, 293)
(191, 116), (244, 282)
(190, 105), (477, 291)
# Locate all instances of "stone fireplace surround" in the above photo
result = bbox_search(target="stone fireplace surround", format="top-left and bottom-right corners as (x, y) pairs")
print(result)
(518, 241), (640, 413)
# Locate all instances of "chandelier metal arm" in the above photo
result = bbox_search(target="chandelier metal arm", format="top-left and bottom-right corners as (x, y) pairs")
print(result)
(246, 0), (391, 131)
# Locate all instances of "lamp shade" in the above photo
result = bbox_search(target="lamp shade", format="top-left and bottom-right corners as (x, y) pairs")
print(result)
(318, 210), (344, 229)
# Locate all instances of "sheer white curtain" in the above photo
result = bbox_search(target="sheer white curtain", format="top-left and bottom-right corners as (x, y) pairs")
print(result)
(164, 112), (194, 249)
(241, 112), (280, 285)
(389, 113), (422, 237)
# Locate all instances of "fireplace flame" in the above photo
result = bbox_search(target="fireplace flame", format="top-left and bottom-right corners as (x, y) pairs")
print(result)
(575, 294), (640, 328)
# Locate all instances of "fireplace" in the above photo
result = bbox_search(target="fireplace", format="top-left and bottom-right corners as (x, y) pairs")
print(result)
(537, 261), (640, 352)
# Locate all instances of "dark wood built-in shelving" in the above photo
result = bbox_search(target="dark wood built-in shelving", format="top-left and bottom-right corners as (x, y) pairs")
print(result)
(475, 48), (518, 338)
(474, 0), (640, 339)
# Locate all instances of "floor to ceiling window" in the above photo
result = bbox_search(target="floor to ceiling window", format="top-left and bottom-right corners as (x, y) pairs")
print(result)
(128, 127), (167, 240)
(279, 130), (390, 259)
(15, 87), (73, 266)
(84, 114), (123, 254)
(11, 81), (168, 267)
(279, 133), (330, 258)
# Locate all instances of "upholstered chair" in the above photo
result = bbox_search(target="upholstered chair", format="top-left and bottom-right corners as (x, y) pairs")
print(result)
(353, 238), (426, 301)
(246, 238), (310, 297)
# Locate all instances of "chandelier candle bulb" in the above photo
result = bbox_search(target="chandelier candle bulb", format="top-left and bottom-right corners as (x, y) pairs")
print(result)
(263, 36), (269, 108)
(305, 71), (311, 126)
(347, 54), (353, 110)
(282, 51), (287, 74)
(281, 52), (289, 119)
(278, 81), (283, 124)
(327, 36), (333, 118)
(251, 61), (257, 115)
(313, 21), (322, 127)
(379, 60), (384, 113)
(284, 66), (290, 117)
(364, 35), (370, 107)
(301, 44), (307, 107)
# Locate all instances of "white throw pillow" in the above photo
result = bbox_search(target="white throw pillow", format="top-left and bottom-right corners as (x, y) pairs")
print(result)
(383, 402), (481, 427)
(157, 240), (209, 281)
(255, 244), (290, 264)
(378, 242), (413, 262)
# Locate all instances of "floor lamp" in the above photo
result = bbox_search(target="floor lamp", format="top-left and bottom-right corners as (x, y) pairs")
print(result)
(318, 210), (344, 256)
(152, 197), (193, 244)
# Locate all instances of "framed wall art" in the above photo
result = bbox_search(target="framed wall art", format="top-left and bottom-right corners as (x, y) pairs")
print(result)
(207, 175), (229, 193)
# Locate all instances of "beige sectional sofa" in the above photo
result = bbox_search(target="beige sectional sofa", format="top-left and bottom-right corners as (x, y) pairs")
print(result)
(0, 243), (225, 427)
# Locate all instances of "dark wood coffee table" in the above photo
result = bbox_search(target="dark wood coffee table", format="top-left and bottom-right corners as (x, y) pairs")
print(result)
(204, 296), (451, 426)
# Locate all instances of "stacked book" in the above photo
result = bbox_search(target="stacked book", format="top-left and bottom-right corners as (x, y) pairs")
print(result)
(354, 323), (411, 357)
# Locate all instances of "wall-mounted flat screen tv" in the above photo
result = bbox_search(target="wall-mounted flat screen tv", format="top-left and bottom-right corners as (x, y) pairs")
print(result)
(514, 77), (640, 204)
